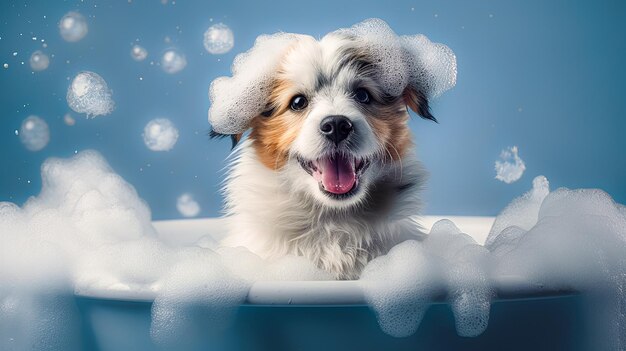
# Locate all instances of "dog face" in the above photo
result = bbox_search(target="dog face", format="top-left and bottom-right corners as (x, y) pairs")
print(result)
(248, 35), (433, 209)
(209, 19), (456, 210)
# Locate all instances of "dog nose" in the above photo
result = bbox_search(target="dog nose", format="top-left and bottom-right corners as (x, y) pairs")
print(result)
(320, 115), (353, 144)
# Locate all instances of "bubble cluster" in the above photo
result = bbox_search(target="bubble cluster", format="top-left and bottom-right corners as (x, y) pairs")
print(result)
(208, 18), (456, 134)
(130, 45), (148, 61)
(58, 11), (88, 42)
(161, 49), (186, 74)
(66, 71), (115, 117)
(29, 50), (50, 71)
(176, 193), (200, 217)
(143, 118), (179, 151)
(495, 146), (526, 184)
(203, 23), (234, 54)
(19, 115), (50, 151)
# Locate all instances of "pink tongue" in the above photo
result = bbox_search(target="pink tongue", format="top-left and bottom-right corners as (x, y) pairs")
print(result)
(320, 154), (356, 194)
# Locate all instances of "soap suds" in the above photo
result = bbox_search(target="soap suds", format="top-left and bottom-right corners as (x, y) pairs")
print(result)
(495, 146), (526, 184)
(208, 18), (456, 134)
(66, 71), (115, 117)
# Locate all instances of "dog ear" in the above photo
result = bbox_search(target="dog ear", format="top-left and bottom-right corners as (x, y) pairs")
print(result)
(403, 86), (437, 123)
(335, 19), (456, 122)
(209, 130), (243, 149)
(207, 33), (302, 136)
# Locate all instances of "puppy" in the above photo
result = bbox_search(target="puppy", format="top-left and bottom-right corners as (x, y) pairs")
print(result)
(208, 19), (456, 279)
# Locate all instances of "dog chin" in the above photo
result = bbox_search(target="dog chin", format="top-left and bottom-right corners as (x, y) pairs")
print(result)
(295, 152), (373, 208)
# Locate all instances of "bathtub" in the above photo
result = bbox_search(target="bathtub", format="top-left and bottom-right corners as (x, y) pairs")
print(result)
(74, 217), (588, 351)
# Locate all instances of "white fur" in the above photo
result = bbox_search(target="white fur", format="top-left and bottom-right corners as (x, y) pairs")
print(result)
(218, 30), (431, 280)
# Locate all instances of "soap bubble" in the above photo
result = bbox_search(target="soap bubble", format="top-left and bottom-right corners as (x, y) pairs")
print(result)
(176, 193), (201, 217)
(19, 115), (50, 151)
(58, 11), (88, 42)
(203, 23), (234, 55)
(66, 71), (115, 117)
(495, 146), (526, 184)
(161, 49), (186, 74)
(130, 45), (148, 61)
(29, 50), (49, 71)
(63, 113), (76, 126)
(143, 118), (179, 151)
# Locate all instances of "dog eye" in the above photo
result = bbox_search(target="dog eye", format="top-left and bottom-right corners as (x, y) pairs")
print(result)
(290, 95), (308, 111)
(354, 88), (371, 104)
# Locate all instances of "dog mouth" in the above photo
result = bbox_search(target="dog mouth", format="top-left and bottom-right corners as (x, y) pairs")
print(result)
(297, 153), (371, 199)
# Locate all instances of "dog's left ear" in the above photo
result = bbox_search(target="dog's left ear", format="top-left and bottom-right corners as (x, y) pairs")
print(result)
(403, 86), (437, 123)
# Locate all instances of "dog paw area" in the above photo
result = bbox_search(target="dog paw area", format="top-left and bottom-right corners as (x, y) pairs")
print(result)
(1, 1), (625, 351)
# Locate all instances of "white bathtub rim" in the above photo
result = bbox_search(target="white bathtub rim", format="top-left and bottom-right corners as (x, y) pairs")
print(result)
(74, 216), (576, 304)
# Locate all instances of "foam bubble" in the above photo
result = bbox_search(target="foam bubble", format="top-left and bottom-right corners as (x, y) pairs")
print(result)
(29, 50), (49, 71)
(59, 11), (88, 42)
(495, 146), (526, 183)
(208, 18), (456, 134)
(66, 71), (115, 117)
(203, 23), (234, 54)
(176, 193), (200, 217)
(63, 113), (76, 126)
(143, 118), (179, 151)
(19, 115), (50, 151)
(161, 49), (186, 74)
(130, 45), (148, 61)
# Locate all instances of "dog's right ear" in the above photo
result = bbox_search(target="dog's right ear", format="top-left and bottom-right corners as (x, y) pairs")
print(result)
(207, 33), (302, 137)
(403, 86), (437, 123)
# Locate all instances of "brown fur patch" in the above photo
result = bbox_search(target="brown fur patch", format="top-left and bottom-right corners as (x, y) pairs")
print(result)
(249, 77), (306, 170)
(365, 100), (413, 161)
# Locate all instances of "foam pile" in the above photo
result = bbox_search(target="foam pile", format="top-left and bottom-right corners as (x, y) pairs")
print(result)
(208, 18), (456, 134)
(360, 220), (492, 338)
(1, 151), (626, 347)
(0, 151), (331, 347)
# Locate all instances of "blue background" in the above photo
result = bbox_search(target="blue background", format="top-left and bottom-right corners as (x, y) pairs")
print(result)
(1, 0), (624, 219)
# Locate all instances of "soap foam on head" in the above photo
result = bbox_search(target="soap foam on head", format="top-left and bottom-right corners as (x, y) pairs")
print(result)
(208, 18), (457, 135)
